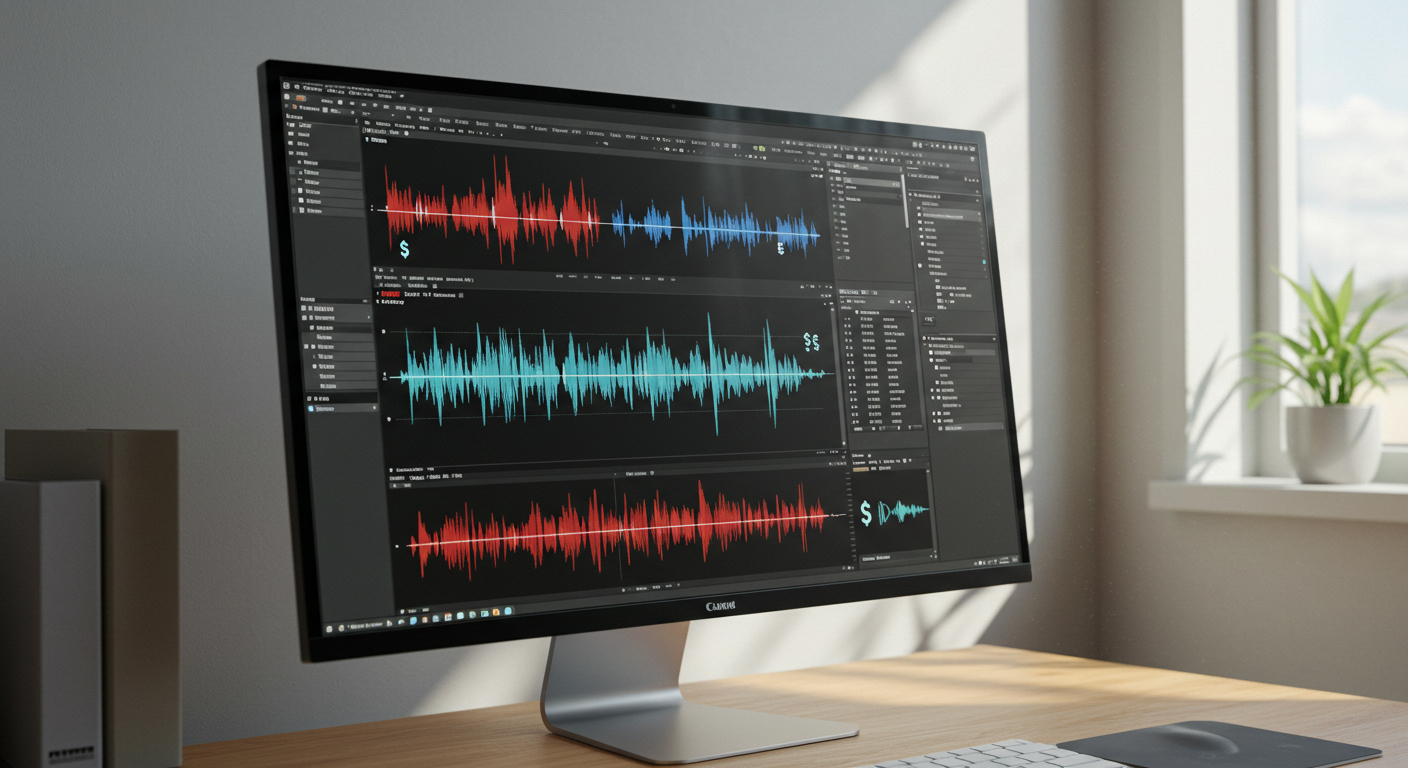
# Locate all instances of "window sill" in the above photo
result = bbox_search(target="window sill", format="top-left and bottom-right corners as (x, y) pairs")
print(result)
(1148, 478), (1408, 523)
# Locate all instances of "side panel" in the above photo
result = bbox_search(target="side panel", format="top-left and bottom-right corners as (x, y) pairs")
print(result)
(0, 482), (42, 768)
(39, 481), (103, 768)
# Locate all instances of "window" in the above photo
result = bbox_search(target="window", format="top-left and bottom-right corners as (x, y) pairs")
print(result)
(1297, 0), (1408, 445)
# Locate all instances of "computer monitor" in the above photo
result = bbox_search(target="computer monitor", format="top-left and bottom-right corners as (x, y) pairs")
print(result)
(259, 59), (1028, 764)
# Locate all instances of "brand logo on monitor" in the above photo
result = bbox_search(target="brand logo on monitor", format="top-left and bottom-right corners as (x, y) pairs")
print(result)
(705, 601), (736, 612)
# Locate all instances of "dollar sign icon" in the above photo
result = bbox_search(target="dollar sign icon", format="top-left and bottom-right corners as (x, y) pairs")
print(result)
(777, 241), (785, 255)
(860, 501), (872, 527)
(400, 240), (410, 259)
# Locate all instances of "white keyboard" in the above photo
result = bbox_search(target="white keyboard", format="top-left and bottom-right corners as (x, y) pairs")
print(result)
(851, 739), (1128, 768)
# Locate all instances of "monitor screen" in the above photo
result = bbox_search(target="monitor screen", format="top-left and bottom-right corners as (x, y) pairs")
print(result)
(259, 61), (1028, 663)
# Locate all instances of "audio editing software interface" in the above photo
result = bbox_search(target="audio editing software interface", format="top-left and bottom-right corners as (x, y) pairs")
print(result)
(276, 79), (1022, 635)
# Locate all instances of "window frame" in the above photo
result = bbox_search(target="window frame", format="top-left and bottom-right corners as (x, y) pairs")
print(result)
(1253, 0), (1408, 482)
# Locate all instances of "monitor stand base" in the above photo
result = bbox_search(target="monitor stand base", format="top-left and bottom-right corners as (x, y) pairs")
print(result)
(540, 622), (859, 765)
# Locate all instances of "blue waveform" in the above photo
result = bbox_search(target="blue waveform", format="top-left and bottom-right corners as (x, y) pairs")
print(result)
(395, 315), (828, 433)
(876, 501), (929, 526)
(609, 198), (820, 256)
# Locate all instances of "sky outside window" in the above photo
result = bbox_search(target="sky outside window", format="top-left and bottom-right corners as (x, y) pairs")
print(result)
(1299, 0), (1408, 443)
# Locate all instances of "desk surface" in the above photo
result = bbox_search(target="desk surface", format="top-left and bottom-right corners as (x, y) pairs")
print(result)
(184, 645), (1408, 767)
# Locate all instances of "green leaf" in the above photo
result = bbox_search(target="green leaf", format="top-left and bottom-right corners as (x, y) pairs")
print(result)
(1352, 348), (1376, 399)
(1334, 268), (1355, 321)
(1310, 271), (1342, 346)
(1363, 323), (1408, 353)
(1244, 351), (1304, 378)
(1277, 268), (1329, 330)
(1247, 383), (1288, 410)
(1346, 293), (1392, 344)
(1246, 267), (1408, 411)
(1306, 326), (1326, 355)
(1259, 331), (1312, 359)
(1361, 348), (1385, 396)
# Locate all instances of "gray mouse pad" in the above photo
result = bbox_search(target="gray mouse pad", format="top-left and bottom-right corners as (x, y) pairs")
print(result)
(1057, 721), (1380, 768)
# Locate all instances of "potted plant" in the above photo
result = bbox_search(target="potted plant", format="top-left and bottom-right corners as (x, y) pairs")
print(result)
(1243, 269), (1408, 483)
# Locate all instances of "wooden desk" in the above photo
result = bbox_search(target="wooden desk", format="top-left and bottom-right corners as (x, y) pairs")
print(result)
(184, 645), (1408, 767)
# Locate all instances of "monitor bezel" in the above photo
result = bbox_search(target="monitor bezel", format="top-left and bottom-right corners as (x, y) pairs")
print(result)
(259, 59), (1030, 663)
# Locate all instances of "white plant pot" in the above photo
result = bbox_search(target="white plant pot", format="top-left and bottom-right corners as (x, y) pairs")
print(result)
(1286, 405), (1382, 484)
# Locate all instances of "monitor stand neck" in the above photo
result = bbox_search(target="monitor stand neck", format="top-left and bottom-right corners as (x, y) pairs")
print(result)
(539, 621), (858, 764)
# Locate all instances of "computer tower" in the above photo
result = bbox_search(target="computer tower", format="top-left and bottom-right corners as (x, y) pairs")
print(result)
(5, 431), (180, 768)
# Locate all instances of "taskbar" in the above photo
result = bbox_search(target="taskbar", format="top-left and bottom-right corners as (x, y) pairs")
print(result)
(322, 551), (1022, 638)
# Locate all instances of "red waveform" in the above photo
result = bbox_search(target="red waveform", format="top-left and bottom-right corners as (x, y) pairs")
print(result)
(410, 483), (832, 579)
(383, 158), (601, 263)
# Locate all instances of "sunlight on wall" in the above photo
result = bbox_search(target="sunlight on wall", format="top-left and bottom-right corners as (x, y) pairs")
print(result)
(413, 638), (550, 716)
(411, 0), (1031, 716)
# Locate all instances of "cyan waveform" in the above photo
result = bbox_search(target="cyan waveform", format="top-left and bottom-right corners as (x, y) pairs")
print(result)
(395, 315), (827, 433)
(876, 501), (929, 526)
(609, 198), (820, 256)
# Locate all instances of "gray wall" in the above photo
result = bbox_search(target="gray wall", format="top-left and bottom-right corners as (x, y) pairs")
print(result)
(1090, 0), (1408, 704)
(990, 0), (1099, 658)
(4, 0), (1107, 746)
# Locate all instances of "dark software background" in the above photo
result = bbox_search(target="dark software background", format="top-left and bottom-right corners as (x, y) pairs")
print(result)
(362, 137), (834, 282)
(325, 90), (1020, 628)
(373, 289), (845, 469)
(387, 465), (854, 608)
(849, 467), (935, 556)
